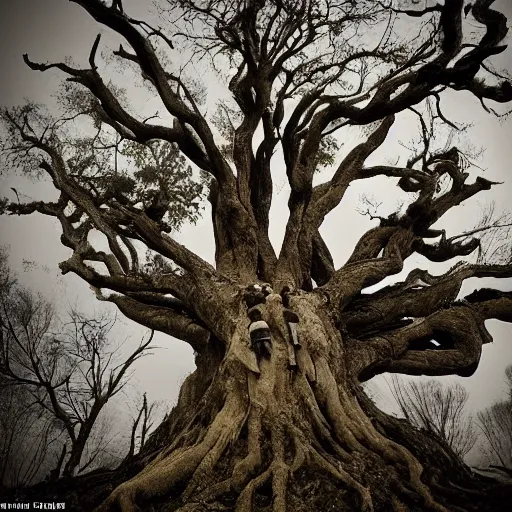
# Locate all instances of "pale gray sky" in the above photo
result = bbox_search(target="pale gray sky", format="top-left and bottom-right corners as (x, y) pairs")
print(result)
(0, 0), (511, 442)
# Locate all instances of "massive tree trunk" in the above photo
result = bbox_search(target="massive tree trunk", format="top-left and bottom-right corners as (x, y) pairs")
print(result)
(83, 290), (501, 512)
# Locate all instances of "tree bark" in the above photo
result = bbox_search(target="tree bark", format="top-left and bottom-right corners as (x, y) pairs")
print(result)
(65, 291), (503, 512)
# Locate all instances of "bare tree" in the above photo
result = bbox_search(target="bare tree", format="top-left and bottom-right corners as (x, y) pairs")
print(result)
(477, 365), (512, 475)
(0, 249), (61, 488)
(122, 393), (162, 464)
(0, 267), (154, 478)
(388, 377), (477, 458)
(0, 376), (63, 488)
(76, 409), (129, 475)
(0, 0), (512, 510)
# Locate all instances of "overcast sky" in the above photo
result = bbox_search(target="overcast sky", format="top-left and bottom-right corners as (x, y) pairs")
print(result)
(0, 0), (511, 449)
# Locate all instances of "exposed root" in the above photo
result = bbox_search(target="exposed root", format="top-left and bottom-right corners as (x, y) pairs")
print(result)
(174, 504), (205, 512)
(272, 462), (289, 512)
(232, 403), (263, 491)
(289, 431), (307, 473)
(182, 428), (234, 499)
(314, 356), (449, 512)
(188, 410), (299, 511)
(445, 479), (486, 496)
(385, 438), (448, 512)
(295, 373), (352, 462)
(268, 403), (288, 512)
(349, 420), (440, 511)
(94, 379), (247, 512)
(192, 479), (232, 504)
(94, 445), (205, 512)
(235, 467), (272, 512)
(314, 357), (367, 453)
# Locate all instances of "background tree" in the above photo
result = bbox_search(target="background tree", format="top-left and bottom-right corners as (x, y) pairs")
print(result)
(388, 376), (477, 458)
(0, 248), (62, 487)
(1, 0), (512, 511)
(122, 393), (162, 464)
(0, 256), (154, 478)
(477, 365), (512, 476)
(0, 374), (61, 488)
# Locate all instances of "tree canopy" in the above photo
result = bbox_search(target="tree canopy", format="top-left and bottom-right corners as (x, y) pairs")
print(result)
(1, 0), (511, 376)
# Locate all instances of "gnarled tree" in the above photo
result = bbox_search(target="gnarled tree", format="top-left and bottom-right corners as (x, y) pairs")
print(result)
(1, 0), (512, 511)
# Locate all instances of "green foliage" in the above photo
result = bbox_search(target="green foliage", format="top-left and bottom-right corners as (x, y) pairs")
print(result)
(0, 99), (207, 232)
(141, 250), (181, 278)
(120, 140), (206, 229)
(57, 81), (207, 229)
(315, 135), (341, 170)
